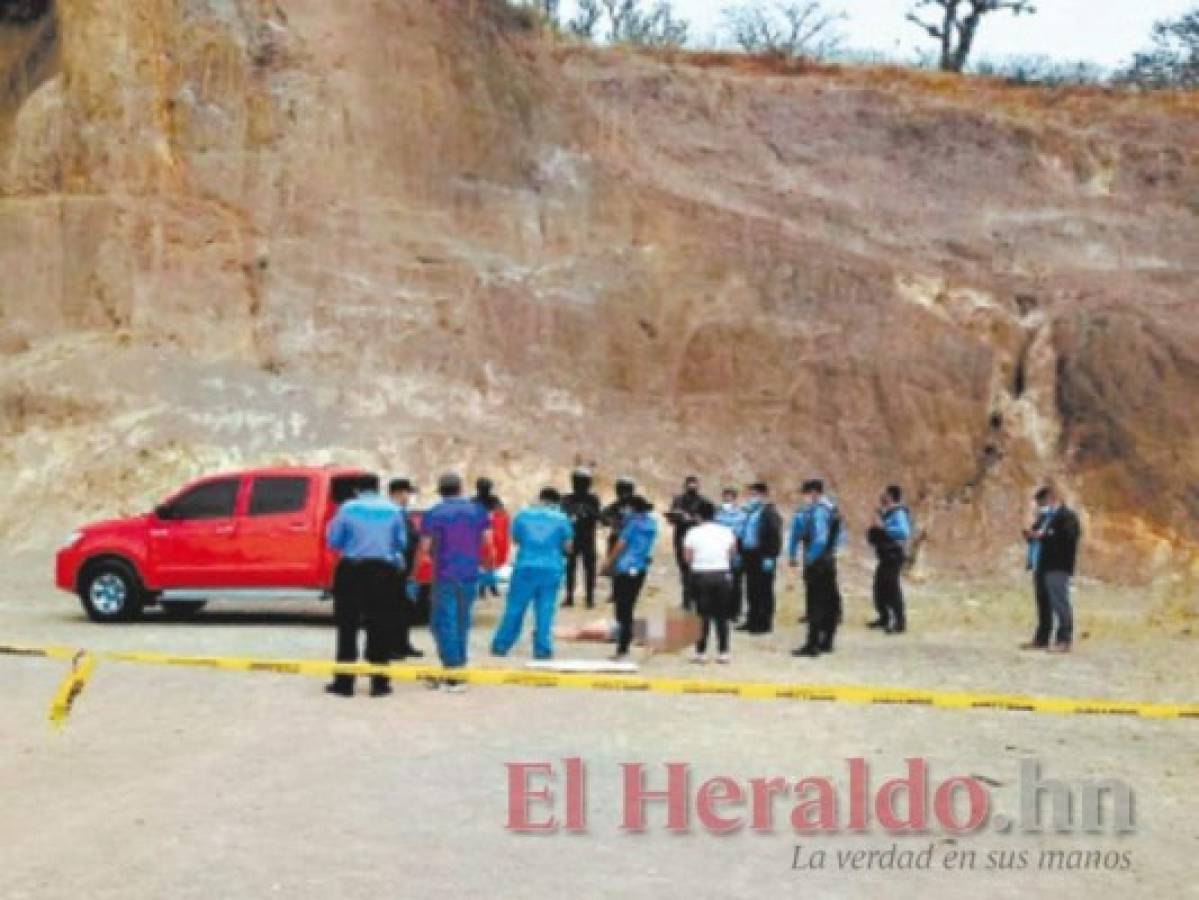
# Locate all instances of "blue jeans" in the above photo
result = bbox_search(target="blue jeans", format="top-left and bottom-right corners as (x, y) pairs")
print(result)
(1043, 571), (1073, 645)
(491, 568), (563, 660)
(431, 578), (478, 669)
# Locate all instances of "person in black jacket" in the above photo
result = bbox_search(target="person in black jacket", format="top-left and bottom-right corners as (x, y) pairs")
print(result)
(1025, 485), (1081, 652)
(388, 478), (424, 659)
(666, 475), (711, 611)
(561, 468), (602, 608)
(866, 485), (913, 634)
(736, 481), (783, 634)
(600, 477), (638, 605)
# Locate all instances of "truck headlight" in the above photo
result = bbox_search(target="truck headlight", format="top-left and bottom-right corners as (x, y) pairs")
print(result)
(58, 531), (82, 550)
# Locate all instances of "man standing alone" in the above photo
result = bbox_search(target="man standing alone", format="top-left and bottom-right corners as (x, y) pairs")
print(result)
(737, 482), (783, 635)
(1025, 485), (1081, 653)
(491, 488), (574, 660)
(420, 473), (493, 691)
(325, 476), (407, 697)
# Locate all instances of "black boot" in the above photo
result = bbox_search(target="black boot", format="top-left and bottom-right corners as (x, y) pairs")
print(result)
(791, 645), (821, 657)
(867, 619), (886, 629)
(370, 678), (393, 698)
(325, 676), (354, 697)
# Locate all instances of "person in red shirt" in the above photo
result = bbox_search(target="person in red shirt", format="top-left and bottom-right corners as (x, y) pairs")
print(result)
(475, 478), (509, 598)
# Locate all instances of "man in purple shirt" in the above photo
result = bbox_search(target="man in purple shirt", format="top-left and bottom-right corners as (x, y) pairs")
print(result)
(419, 472), (492, 692)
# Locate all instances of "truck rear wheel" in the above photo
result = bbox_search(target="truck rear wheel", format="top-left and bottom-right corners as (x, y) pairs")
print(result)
(80, 560), (145, 623)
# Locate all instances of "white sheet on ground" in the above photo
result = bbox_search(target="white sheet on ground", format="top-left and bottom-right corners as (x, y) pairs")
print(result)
(524, 659), (640, 674)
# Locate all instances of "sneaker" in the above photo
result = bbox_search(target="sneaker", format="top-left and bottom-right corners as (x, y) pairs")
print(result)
(423, 678), (443, 691)
(688, 650), (707, 664)
(716, 653), (731, 665)
(444, 680), (468, 693)
(609, 652), (629, 662)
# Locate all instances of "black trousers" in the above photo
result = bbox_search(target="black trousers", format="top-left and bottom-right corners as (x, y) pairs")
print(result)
(730, 564), (745, 621)
(1032, 570), (1052, 646)
(873, 558), (905, 630)
(743, 551), (776, 633)
(390, 570), (415, 657)
(674, 537), (696, 611)
(333, 559), (397, 687)
(565, 541), (597, 607)
(803, 559), (840, 651)
(613, 572), (648, 654)
(692, 572), (733, 654)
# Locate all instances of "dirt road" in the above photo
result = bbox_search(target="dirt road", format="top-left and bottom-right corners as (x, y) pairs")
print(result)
(2, 548), (1196, 899)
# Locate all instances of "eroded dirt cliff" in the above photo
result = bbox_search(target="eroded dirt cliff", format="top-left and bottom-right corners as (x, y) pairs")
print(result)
(1, 0), (1197, 579)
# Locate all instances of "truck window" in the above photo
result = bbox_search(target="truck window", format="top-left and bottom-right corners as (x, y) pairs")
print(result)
(330, 475), (375, 506)
(168, 479), (239, 521)
(249, 477), (310, 516)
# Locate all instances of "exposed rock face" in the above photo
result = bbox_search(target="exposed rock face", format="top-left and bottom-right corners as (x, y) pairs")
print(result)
(1, 0), (1197, 579)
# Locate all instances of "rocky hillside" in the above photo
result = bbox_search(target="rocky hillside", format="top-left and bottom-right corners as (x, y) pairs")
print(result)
(1, 0), (1197, 579)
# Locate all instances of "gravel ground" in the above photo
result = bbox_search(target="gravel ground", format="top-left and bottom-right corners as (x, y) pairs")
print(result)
(2, 548), (1197, 899)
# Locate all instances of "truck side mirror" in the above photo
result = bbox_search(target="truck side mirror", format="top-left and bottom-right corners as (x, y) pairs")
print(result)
(155, 504), (174, 521)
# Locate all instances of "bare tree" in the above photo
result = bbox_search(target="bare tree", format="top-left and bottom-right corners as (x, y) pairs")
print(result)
(907, 0), (1037, 73)
(721, 2), (846, 58)
(1121, 7), (1199, 88)
(567, 0), (690, 47)
(569, 0), (603, 38)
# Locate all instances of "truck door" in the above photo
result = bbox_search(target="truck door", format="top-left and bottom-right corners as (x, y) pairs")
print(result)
(238, 475), (318, 587)
(150, 477), (245, 588)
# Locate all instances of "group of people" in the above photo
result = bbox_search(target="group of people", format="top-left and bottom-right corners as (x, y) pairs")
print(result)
(662, 477), (912, 659)
(322, 468), (1080, 698)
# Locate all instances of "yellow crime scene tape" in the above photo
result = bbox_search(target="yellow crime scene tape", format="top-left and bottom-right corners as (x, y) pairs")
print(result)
(2, 643), (1197, 728)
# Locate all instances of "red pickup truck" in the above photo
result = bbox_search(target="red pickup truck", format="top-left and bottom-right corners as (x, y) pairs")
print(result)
(56, 466), (376, 622)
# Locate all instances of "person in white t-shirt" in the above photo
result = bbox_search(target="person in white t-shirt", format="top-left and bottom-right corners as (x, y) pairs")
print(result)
(683, 500), (738, 663)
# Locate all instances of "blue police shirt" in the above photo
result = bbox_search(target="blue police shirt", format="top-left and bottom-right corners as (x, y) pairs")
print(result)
(614, 513), (657, 575)
(326, 492), (407, 567)
(788, 498), (841, 567)
(882, 506), (912, 544)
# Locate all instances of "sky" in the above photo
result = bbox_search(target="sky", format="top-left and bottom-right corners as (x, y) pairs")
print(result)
(557, 0), (1197, 67)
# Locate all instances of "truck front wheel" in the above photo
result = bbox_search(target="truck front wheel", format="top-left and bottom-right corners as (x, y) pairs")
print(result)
(80, 560), (145, 623)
